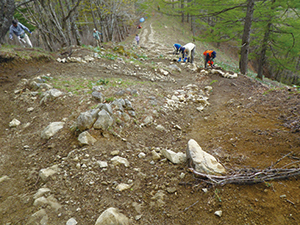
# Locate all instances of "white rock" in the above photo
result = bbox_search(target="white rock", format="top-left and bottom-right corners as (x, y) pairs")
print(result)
(95, 207), (130, 225)
(27, 209), (48, 225)
(34, 187), (51, 199)
(9, 118), (21, 127)
(214, 210), (222, 217)
(186, 139), (226, 175)
(41, 122), (65, 139)
(0, 175), (10, 183)
(78, 131), (97, 146)
(66, 218), (78, 225)
(27, 107), (34, 112)
(155, 124), (167, 132)
(161, 149), (186, 164)
(33, 196), (48, 207)
(116, 183), (131, 192)
(138, 152), (146, 158)
(151, 150), (161, 160)
(97, 161), (108, 168)
(39, 165), (60, 181)
(47, 195), (62, 210)
(111, 156), (130, 167)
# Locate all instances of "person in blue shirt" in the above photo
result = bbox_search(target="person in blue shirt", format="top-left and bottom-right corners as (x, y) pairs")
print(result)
(9, 19), (33, 48)
(173, 43), (181, 55)
(93, 28), (102, 47)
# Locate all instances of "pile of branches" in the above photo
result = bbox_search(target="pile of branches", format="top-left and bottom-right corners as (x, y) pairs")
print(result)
(189, 152), (300, 186)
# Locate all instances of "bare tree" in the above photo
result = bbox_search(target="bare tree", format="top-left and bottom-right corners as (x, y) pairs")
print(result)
(0, 0), (15, 44)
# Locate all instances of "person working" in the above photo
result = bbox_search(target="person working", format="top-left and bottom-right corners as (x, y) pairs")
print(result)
(135, 34), (140, 45)
(173, 43), (181, 55)
(203, 50), (216, 68)
(178, 43), (196, 63)
(9, 19), (33, 48)
(93, 28), (102, 47)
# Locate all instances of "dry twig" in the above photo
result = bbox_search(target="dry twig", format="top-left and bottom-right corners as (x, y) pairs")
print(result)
(189, 152), (300, 186)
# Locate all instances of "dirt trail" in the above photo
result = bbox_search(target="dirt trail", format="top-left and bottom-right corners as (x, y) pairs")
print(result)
(0, 15), (300, 225)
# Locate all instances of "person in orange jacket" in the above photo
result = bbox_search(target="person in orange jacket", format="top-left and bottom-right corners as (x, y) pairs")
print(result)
(203, 50), (216, 68)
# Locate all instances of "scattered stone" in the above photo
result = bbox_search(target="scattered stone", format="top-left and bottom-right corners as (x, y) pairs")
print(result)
(161, 149), (186, 164)
(214, 210), (222, 217)
(111, 150), (120, 156)
(135, 215), (142, 221)
(92, 91), (104, 101)
(98, 103), (113, 115)
(27, 209), (48, 225)
(40, 88), (64, 104)
(186, 139), (226, 175)
(142, 115), (153, 126)
(34, 187), (51, 199)
(78, 131), (97, 146)
(97, 161), (108, 168)
(9, 118), (21, 127)
(47, 195), (62, 210)
(33, 196), (48, 207)
(0, 175), (10, 183)
(77, 109), (100, 131)
(95, 207), (130, 225)
(111, 156), (130, 167)
(115, 183), (131, 192)
(166, 187), (177, 194)
(66, 218), (78, 225)
(202, 188), (208, 193)
(41, 122), (65, 139)
(151, 150), (161, 160)
(138, 152), (146, 158)
(39, 165), (60, 181)
(156, 124), (167, 132)
(94, 109), (114, 130)
(27, 107), (34, 112)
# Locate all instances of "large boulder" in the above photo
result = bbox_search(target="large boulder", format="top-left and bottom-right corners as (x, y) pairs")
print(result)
(186, 139), (226, 175)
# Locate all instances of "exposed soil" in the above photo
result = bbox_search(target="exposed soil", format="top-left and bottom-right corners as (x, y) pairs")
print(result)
(0, 14), (300, 225)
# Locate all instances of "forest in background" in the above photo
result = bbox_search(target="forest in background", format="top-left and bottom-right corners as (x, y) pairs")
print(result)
(1, 0), (300, 86)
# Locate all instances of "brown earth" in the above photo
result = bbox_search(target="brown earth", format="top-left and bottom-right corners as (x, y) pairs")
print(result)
(0, 14), (300, 225)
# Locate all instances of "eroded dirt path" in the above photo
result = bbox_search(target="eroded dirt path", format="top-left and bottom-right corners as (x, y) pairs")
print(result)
(0, 14), (300, 225)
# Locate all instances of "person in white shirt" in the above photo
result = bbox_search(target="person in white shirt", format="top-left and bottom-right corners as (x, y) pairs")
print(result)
(178, 43), (196, 63)
(9, 19), (33, 48)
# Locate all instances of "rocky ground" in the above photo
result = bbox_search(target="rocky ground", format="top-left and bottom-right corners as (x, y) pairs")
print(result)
(0, 14), (300, 225)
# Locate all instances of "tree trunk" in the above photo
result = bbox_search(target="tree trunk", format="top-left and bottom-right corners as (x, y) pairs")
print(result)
(257, 22), (272, 80)
(0, 0), (15, 44)
(181, 0), (184, 23)
(240, 0), (255, 75)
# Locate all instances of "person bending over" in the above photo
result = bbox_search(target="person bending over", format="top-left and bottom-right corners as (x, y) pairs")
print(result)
(178, 43), (196, 63)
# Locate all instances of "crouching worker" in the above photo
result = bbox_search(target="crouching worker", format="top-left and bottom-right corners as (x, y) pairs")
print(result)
(178, 43), (196, 63)
(9, 19), (33, 48)
(173, 43), (181, 55)
(203, 50), (216, 68)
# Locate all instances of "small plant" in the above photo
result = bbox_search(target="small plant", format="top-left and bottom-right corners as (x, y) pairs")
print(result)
(105, 97), (115, 102)
(97, 79), (109, 86)
(210, 80), (218, 85)
(214, 188), (222, 202)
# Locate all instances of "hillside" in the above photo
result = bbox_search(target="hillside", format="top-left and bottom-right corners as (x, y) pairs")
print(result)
(0, 13), (300, 225)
